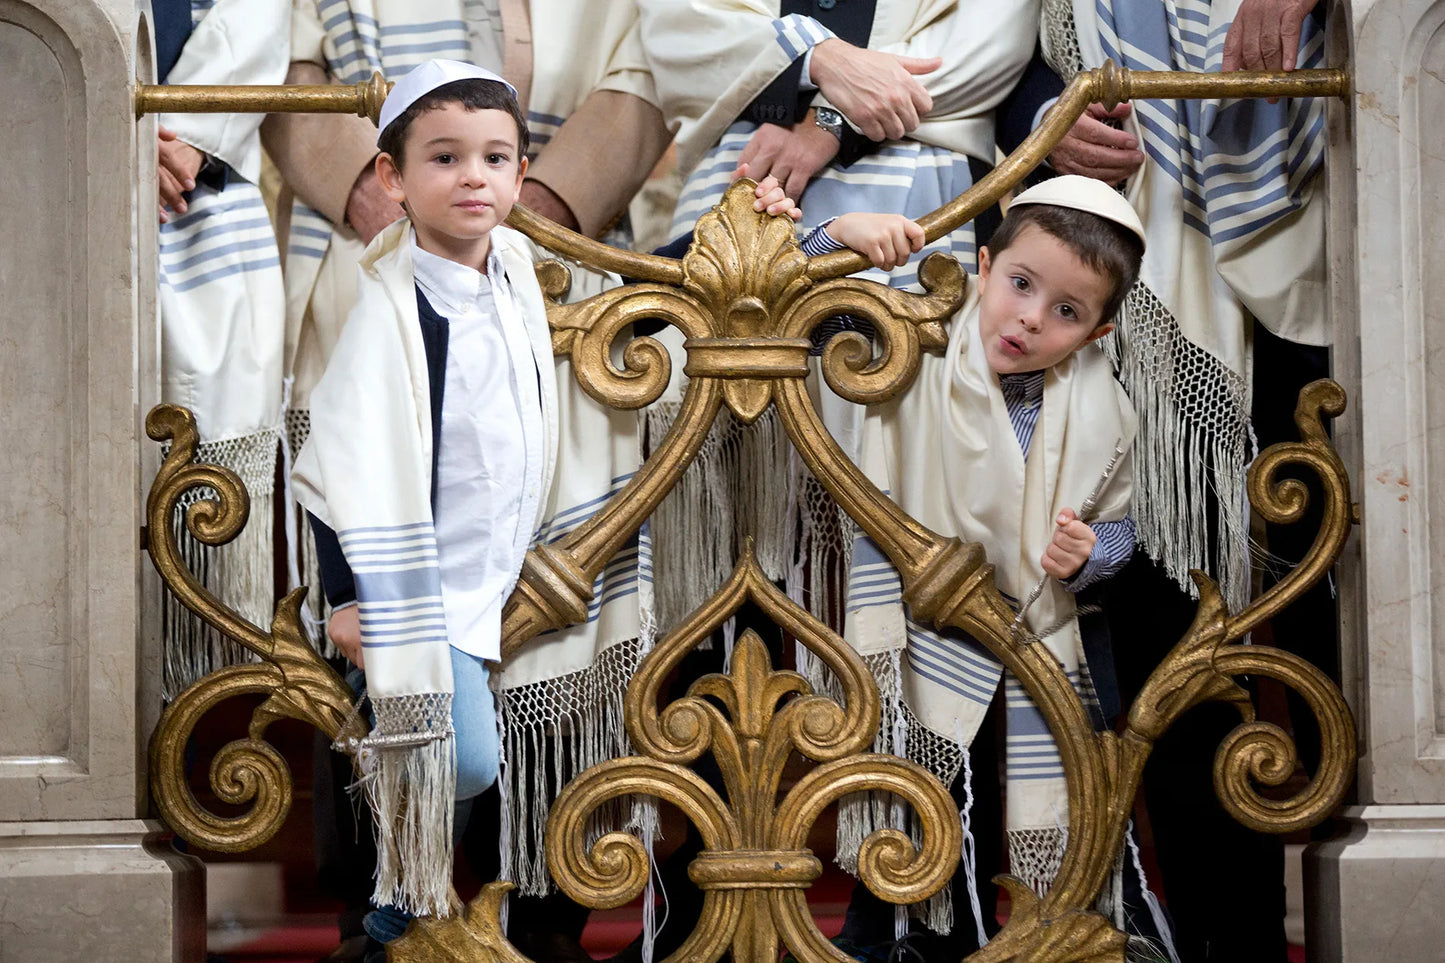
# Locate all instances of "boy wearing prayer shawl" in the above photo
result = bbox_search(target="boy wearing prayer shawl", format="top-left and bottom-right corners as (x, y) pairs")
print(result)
(828, 175), (1149, 958)
(292, 59), (806, 956)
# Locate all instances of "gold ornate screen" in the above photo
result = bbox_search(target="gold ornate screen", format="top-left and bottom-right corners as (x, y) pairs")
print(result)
(140, 62), (1357, 962)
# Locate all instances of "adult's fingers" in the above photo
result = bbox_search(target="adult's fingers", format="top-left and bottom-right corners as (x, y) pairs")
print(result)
(784, 168), (812, 206)
(897, 55), (942, 75)
(158, 167), (187, 212)
(1281, 6), (1305, 71)
(1072, 115), (1138, 151)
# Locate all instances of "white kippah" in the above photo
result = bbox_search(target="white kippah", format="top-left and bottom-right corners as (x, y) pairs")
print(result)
(1009, 174), (1147, 249)
(376, 59), (518, 146)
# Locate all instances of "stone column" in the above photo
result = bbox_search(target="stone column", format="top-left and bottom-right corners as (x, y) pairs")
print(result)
(0, 1), (204, 959)
(1306, 1), (1445, 959)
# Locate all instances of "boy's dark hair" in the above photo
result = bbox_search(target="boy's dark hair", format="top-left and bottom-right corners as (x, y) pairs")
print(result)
(985, 201), (1144, 326)
(377, 78), (529, 167)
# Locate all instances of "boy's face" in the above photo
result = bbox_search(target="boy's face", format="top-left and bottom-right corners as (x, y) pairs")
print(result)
(975, 223), (1116, 375)
(376, 103), (526, 267)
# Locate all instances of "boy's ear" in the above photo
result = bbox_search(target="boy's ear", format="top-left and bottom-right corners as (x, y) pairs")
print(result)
(375, 152), (407, 205)
(512, 155), (528, 201)
(975, 245), (992, 291)
(1082, 321), (1116, 345)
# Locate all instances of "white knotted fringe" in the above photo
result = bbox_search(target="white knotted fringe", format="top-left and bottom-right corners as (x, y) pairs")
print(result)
(645, 403), (793, 631)
(284, 407), (336, 656)
(1104, 260), (1251, 611)
(161, 425), (280, 699)
(496, 638), (654, 895)
(360, 694), (457, 919)
(1126, 820), (1180, 963)
(955, 722), (989, 949)
(1007, 827), (1068, 899)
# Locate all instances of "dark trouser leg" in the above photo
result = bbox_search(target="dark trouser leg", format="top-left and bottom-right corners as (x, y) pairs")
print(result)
(1106, 555), (1287, 963)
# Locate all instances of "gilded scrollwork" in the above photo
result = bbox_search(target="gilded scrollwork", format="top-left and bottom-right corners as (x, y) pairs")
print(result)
(145, 405), (362, 851)
(138, 60), (1360, 963)
(545, 549), (961, 963)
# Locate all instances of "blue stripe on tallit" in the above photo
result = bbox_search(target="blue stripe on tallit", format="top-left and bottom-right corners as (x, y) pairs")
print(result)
(1095, 0), (1326, 245)
(340, 522), (447, 650)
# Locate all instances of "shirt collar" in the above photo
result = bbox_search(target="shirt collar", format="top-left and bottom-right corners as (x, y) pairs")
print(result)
(998, 369), (1045, 407)
(409, 230), (506, 316)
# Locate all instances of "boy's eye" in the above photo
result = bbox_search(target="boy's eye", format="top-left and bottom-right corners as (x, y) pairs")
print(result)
(1010, 275), (1030, 292)
(487, 153), (510, 166)
(435, 153), (456, 165)
(1057, 303), (1076, 319)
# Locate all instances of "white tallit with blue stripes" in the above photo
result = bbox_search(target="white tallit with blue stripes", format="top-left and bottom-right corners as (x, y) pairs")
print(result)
(638, 0), (1038, 627)
(292, 220), (647, 911)
(1043, 0), (1328, 606)
(839, 287), (1134, 901)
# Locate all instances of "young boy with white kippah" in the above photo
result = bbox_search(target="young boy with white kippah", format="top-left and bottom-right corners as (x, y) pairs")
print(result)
(815, 175), (1159, 959)
(292, 58), (814, 959)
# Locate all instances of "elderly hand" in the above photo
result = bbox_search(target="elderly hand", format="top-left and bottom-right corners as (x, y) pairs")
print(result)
(1047, 103), (1145, 186)
(519, 179), (581, 233)
(808, 38), (941, 142)
(1041, 507), (1097, 580)
(157, 125), (205, 223)
(345, 164), (407, 244)
(734, 114), (840, 201)
(1222, 0), (1319, 72)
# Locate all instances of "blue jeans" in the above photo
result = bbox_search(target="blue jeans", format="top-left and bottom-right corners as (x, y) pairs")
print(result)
(349, 646), (500, 943)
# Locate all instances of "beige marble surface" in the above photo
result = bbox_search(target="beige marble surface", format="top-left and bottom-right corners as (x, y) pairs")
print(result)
(0, 0), (158, 822)
(0, 820), (204, 962)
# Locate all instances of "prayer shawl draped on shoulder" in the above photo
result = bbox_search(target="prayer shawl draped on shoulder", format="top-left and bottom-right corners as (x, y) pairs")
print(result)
(638, 0), (1038, 632)
(157, 0), (290, 697)
(285, 0), (657, 416)
(839, 287), (1135, 899)
(292, 220), (647, 911)
(1042, 0), (1328, 606)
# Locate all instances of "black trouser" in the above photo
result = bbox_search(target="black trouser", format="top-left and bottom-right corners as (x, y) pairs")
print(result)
(1102, 322), (1337, 963)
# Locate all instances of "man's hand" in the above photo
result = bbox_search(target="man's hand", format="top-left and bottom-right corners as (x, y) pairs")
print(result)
(734, 115), (840, 201)
(157, 125), (204, 223)
(808, 38), (941, 142)
(345, 164), (406, 244)
(1041, 507), (1097, 580)
(519, 179), (581, 233)
(825, 212), (925, 270)
(1222, 0), (1319, 72)
(328, 605), (364, 670)
(1048, 103), (1144, 186)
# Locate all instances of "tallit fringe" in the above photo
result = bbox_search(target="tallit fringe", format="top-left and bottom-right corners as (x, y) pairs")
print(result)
(495, 637), (654, 896)
(790, 468), (856, 631)
(1007, 827), (1068, 899)
(645, 402), (793, 631)
(833, 651), (965, 934)
(161, 426), (279, 699)
(285, 407), (335, 657)
(360, 695), (457, 919)
(1105, 284), (1252, 609)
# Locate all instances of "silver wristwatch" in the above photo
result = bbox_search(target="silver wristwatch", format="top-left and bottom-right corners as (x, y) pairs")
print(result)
(814, 107), (845, 140)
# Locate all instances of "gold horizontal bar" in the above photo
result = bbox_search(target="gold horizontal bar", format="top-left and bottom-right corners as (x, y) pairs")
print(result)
(134, 72), (393, 122)
(132, 62), (1350, 284)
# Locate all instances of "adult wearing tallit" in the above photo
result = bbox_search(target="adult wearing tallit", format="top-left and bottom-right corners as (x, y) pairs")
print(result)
(637, 0), (1038, 627)
(261, 0), (670, 635)
(1027, 2), (1333, 960)
(154, 0), (290, 698)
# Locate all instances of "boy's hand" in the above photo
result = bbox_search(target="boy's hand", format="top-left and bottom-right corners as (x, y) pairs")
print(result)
(1041, 507), (1097, 580)
(734, 115), (839, 202)
(157, 125), (204, 223)
(737, 165), (803, 221)
(825, 212), (925, 270)
(328, 605), (364, 670)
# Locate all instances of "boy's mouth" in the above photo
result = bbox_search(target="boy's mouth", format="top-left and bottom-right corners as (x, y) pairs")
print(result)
(1000, 335), (1026, 357)
(455, 200), (491, 212)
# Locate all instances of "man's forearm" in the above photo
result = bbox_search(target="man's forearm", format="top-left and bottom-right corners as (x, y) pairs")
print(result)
(260, 61), (379, 225)
(525, 89), (672, 238)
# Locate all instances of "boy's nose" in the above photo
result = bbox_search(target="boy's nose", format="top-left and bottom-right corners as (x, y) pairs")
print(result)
(1021, 309), (1043, 331)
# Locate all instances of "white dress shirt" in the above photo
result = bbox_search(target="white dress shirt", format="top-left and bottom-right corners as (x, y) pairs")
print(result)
(411, 234), (545, 660)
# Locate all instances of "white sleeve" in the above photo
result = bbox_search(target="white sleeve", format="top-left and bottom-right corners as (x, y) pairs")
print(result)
(160, 0), (291, 183)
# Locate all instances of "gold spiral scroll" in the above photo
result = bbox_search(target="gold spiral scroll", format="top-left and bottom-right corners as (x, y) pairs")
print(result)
(546, 548), (962, 963)
(145, 405), (364, 852)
